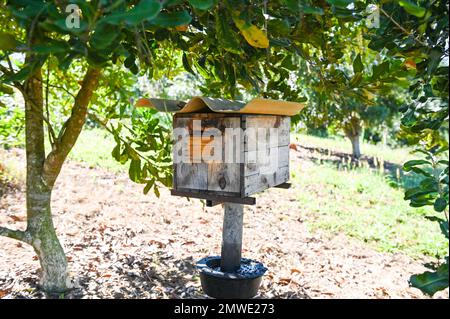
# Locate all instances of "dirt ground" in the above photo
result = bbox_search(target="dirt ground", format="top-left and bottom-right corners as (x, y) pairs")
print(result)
(0, 148), (448, 299)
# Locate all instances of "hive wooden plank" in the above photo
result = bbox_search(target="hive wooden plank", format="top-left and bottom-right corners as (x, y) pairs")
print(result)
(207, 163), (241, 193)
(243, 145), (290, 177)
(175, 163), (208, 190)
(173, 113), (243, 195)
(243, 165), (290, 196)
(243, 115), (290, 151)
(277, 145), (290, 168)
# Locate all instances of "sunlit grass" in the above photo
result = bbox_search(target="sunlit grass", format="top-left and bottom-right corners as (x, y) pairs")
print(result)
(293, 163), (447, 259)
(67, 128), (125, 172)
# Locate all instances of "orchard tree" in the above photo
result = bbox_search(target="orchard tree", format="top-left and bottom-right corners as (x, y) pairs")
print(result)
(368, 0), (449, 295)
(180, 0), (408, 158)
(1, 0), (350, 294)
(0, 0), (269, 293)
(0, 0), (176, 292)
(299, 92), (400, 158)
(282, 8), (411, 158)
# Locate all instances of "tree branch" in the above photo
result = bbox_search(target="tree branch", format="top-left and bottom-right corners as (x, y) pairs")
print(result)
(33, 76), (77, 100)
(0, 63), (11, 75)
(380, 7), (427, 47)
(42, 67), (102, 187)
(0, 226), (31, 244)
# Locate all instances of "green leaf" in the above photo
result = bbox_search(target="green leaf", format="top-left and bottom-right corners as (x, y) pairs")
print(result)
(143, 179), (155, 194)
(282, 0), (300, 11)
(349, 72), (363, 87)
(182, 53), (195, 74)
(372, 61), (389, 80)
(267, 19), (291, 36)
(165, 0), (184, 6)
(269, 38), (291, 47)
(434, 197), (448, 213)
(303, 6), (324, 15)
(32, 39), (70, 54)
(404, 186), (435, 200)
(112, 144), (121, 161)
(189, 0), (215, 10)
(90, 23), (120, 50)
(420, 177), (438, 190)
(410, 166), (433, 177)
(353, 54), (363, 73)
(129, 159), (141, 182)
(410, 261), (449, 296)
(280, 55), (296, 71)
(326, 0), (354, 8)
(215, 10), (242, 54)
(103, 0), (162, 26)
(151, 10), (192, 28)
(403, 159), (432, 171)
(398, 1), (426, 18)
(0, 83), (14, 94)
(0, 32), (19, 51)
(2, 65), (33, 83)
(426, 216), (450, 239)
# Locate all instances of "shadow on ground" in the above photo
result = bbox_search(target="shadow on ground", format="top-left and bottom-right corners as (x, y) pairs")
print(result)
(4, 252), (309, 299)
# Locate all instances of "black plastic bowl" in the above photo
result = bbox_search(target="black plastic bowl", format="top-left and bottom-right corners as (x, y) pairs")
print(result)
(196, 256), (267, 299)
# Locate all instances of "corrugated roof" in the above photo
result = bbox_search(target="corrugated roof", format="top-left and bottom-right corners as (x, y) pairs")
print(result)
(135, 96), (305, 116)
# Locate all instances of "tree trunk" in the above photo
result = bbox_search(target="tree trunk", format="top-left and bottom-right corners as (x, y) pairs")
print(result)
(0, 32), (101, 292)
(344, 116), (362, 159)
(23, 66), (71, 293)
(349, 134), (361, 159)
(382, 125), (388, 147)
(27, 189), (70, 292)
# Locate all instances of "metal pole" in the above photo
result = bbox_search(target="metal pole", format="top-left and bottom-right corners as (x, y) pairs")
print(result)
(220, 203), (244, 273)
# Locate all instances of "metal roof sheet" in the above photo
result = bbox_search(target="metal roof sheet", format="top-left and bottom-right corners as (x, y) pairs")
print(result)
(135, 96), (305, 116)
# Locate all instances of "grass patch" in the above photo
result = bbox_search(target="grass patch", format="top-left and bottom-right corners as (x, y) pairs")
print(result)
(293, 163), (447, 259)
(67, 128), (125, 173)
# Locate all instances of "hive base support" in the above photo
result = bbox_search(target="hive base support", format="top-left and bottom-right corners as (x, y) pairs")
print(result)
(220, 203), (244, 273)
(170, 189), (256, 206)
(274, 182), (291, 189)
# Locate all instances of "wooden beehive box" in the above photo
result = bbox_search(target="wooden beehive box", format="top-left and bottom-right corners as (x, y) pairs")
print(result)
(136, 97), (304, 204)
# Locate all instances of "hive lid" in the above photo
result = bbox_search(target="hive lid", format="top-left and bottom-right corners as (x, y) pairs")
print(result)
(135, 96), (305, 116)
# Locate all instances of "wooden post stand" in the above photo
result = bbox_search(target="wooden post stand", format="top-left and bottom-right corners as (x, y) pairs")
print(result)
(220, 203), (244, 273)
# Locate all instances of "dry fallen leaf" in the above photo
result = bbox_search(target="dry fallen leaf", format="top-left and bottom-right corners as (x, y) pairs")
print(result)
(148, 240), (166, 248)
(9, 215), (24, 222)
(290, 268), (302, 275)
(278, 278), (292, 285)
